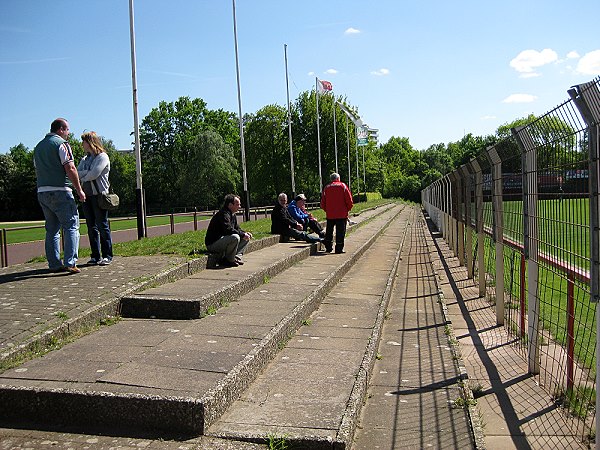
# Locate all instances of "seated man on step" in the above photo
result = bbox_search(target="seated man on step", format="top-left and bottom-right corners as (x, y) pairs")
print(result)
(271, 193), (323, 244)
(287, 193), (325, 238)
(205, 194), (252, 267)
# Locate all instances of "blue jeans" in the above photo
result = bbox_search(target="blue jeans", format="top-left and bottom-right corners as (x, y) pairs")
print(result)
(37, 191), (80, 269)
(81, 194), (113, 260)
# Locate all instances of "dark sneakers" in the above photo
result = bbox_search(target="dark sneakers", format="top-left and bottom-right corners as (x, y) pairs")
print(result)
(220, 258), (239, 268)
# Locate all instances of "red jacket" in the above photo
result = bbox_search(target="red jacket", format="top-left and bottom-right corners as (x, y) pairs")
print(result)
(320, 180), (353, 219)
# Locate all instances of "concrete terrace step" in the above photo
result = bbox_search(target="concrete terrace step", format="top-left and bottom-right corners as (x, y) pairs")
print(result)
(0, 205), (404, 438)
(119, 241), (320, 320)
(119, 203), (396, 321)
(205, 207), (415, 449)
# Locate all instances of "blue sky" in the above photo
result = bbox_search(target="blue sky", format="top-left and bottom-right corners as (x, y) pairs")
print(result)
(2, 0), (599, 154)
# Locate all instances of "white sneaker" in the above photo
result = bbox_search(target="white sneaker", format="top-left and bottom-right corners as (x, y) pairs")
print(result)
(99, 257), (113, 266)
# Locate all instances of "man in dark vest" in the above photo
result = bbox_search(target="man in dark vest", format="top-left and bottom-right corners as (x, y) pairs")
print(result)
(34, 118), (86, 274)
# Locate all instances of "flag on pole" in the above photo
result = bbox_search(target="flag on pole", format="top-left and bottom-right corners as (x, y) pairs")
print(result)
(318, 79), (333, 92)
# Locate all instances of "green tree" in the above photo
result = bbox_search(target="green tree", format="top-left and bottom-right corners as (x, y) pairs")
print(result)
(139, 96), (241, 210)
(244, 104), (289, 204)
(179, 130), (240, 209)
(7, 144), (39, 220)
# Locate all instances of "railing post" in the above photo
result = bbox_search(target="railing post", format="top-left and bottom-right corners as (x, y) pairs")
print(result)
(568, 78), (600, 437)
(462, 164), (473, 277)
(456, 168), (465, 266)
(170, 213), (175, 235)
(487, 146), (505, 326)
(512, 125), (540, 374)
(566, 274), (575, 391)
(1, 228), (6, 268)
(194, 208), (198, 231)
(441, 176), (449, 240)
(472, 158), (486, 297)
(448, 172), (458, 257)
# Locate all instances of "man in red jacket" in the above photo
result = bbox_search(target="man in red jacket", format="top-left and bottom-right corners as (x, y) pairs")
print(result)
(320, 172), (354, 253)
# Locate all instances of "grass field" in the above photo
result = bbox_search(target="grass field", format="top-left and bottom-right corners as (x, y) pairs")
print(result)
(0, 214), (211, 245)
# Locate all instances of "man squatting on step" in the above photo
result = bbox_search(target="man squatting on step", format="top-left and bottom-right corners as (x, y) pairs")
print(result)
(205, 194), (252, 268)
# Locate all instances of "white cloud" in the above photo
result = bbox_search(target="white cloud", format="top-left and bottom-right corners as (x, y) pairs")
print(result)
(370, 68), (390, 76)
(509, 49), (558, 76)
(325, 68), (338, 74)
(502, 94), (537, 104)
(345, 27), (360, 35)
(520, 72), (541, 79)
(307, 71), (315, 76)
(567, 51), (580, 59)
(576, 50), (600, 75)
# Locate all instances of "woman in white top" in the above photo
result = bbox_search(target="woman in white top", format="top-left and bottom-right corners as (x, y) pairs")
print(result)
(77, 131), (113, 265)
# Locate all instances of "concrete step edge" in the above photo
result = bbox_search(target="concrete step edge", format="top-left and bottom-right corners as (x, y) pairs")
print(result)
(119, 243), (316, 319)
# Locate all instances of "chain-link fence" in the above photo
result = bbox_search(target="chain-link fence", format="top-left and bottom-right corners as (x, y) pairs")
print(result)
(422, 76), (600, 443)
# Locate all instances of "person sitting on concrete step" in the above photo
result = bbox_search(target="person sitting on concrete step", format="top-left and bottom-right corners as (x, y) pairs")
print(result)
(271, 193), (323, 244)
(205, 194), (252, 267)
(287, 193), (325, 238)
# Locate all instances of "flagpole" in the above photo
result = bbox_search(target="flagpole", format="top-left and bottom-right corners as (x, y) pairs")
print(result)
(232, 0), (250, 222)
(284, 44), (295, 198)
(333, 101), (338, 173)
(128, 0), (146, 239)
(316, 77), (323, 193)
(344, 112), (351, 189)
(356, 125), (360, 200)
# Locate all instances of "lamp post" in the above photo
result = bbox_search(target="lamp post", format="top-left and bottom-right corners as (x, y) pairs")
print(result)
(232, 0), (250, 222)
(128, 0), (146, 239)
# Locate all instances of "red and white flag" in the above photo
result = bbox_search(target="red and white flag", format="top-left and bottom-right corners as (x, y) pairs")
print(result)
(318, 79), (333, 92)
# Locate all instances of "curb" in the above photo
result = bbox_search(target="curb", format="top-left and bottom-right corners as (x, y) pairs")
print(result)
(421, 210), (487, 450)
(335, 206), (412, 449)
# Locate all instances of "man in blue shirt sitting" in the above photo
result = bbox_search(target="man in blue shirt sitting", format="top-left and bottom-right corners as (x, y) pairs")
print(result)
(287, 193), (325, 239)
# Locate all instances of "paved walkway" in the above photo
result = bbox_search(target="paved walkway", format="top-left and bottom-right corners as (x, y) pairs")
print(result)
(427, 217), (588, 449)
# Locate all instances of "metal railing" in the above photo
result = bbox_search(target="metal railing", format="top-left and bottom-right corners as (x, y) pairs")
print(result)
(0, 202), (321, 268)
(422, 76), (600, 443)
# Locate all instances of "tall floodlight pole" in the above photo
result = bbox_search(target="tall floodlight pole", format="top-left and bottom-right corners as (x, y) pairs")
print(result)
(232, 0), (250, 222)
(128, 0), (146, 239)
(315, 77), (323, 193)
(333, 102), (338, 173)
(284, 44), (295, 198)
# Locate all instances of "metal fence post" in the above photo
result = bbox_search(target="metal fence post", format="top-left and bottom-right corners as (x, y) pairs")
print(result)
(472, 159), (486, 297)
(456, 168), (466, 266)
(568, 78), (600, 439)
(512, 125), (540, 374)
(486, 146), (505, 326)
(462, 164), (473, 277)
(441, 176), (449, 240)
(448, 172), (458, 257)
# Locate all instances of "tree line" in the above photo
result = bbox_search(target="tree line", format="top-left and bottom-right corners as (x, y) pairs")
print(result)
(1, 91), (559, 222)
